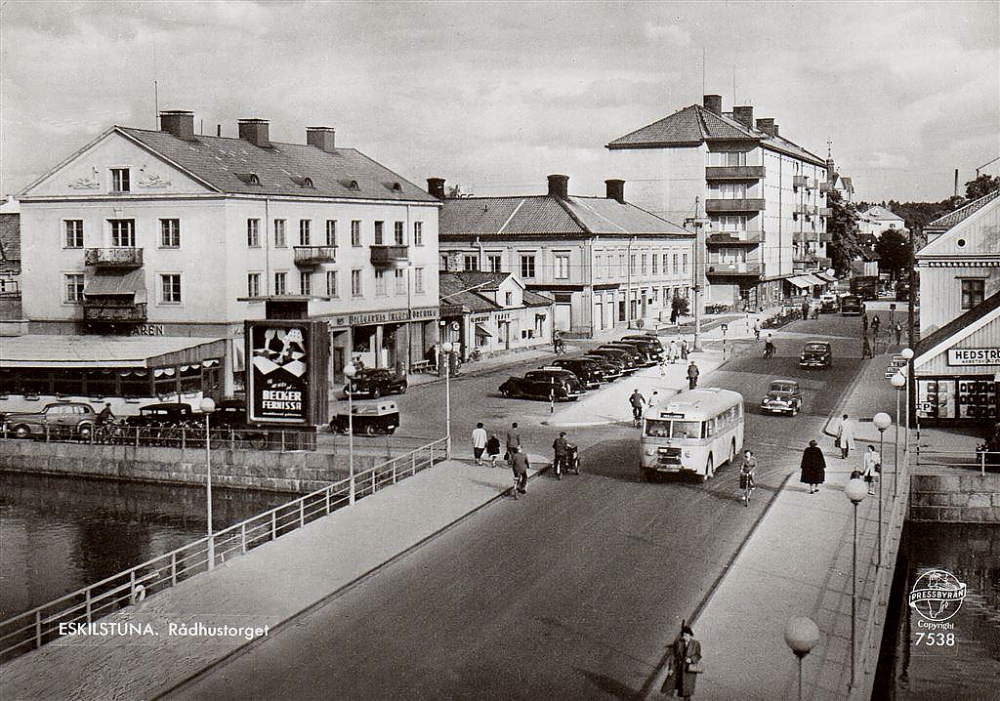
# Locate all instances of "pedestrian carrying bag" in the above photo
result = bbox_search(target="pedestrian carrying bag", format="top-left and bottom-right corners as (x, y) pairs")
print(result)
(687, 662), (705, 674)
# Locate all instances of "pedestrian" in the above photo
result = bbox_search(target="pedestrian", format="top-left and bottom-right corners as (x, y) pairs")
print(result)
(686, 361), (700, 390)
(661, 624), (702, 699)
(862, 444), (881, 496)
(510, 446), (529, 497)
(753, 318), (761, 342)
(471, 422), (487, 466)
(800, 439), (827, 493)
(505, 422), (521, 464)
(680, 338), (690, 360)
(668, 339), (678, 364)
(836, 414), (856, 459)
(802, 300), (810, 320)
(872, 315), (881, 336)
(552, 431), (569, 479)
(862, 314), (869, 333)
(894, 322), (902, 345)
(862, 335), (873, 359)
(485, 432), (501, 469)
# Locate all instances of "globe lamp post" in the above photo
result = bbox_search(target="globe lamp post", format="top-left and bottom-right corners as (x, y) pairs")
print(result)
(441, 341), (453, 458)
(199, 397), (216, 570)
(891, 371), (906, 499)
(873, 412), (891, 568)
(784, 616), (820, 701)
(900, 347), (914, 455)
(344, 362), (357, 505)
(845, 477), (868, 688)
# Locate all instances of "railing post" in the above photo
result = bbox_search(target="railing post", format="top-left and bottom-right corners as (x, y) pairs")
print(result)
(241, 523), (247, 553)
(129, 570), (136, 604)
(325, 486), (331, 515)
(45, 423), (50, 443)
(299, 499), (305, 528)
(280, 431), (285, 453)
(135, 427), (140, 449)
(411, 452), (416, 478)
(171, 552), (177, 586)
(372, 468), (376, 495)
(35, 610), (42, 650)
(271, 511), (277, 540)
(86, 588), (92, 623)
(230, 429), (235, 452)
(181, 426), (186, 451)
(982, 451), (987, 477)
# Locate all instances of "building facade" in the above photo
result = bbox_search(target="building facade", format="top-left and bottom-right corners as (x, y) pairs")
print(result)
(435, 175), (695, 337)
(13, 110), (440, 406)
(858, 205), (907, 239)
(606, 95), (831, 310)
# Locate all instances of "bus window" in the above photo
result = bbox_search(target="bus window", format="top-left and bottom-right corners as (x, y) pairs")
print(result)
(645, 419), (670, 438)
(672, 421), (702, 439)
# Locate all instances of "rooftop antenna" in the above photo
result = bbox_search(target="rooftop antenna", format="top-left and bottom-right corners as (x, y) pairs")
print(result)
(152, 42), (159, 128)
(701, 47), (706, 97)
(827, 139), (833, 160)
(732, 65), (736, 106)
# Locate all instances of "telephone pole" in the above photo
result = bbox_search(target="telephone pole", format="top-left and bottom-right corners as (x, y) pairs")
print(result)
(686, 197), (710, 351)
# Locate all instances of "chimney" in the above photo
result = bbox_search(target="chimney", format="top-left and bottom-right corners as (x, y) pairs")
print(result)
(826, 158), (836, 179)
(703, 94), (722, 115)
(547, 174), (569, 199)
(427, 178), (446, 200)
(238, 118), (271, 148)
(772, 124), (780, 137)
(159, 110), (196, 141)
(733, 105), (754, 129)
(605, 179), (625, 203)
(755, 118), (775, 136)
(306, 127), (336, 153)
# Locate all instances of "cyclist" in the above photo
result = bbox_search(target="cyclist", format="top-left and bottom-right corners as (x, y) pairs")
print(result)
(764, 334), (776, 359)
(96, 402), (115, 426)
(740, 449), (757, 505)
(552, 431), (570, 480)
(629, 389), (646, 426)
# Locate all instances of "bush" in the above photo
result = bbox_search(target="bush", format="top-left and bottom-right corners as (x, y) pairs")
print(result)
(671, 295), (690, 317)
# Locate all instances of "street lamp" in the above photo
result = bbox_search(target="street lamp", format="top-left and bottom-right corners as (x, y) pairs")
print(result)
(891, 372), (906, 499)
(344, 362), (357, 505)
(845, 477), (867, 689)
(900, 347), (914, 456)
(873, 412), (891, 568)
(199, 397), (216, 570)
(442, 341), (453, 458)
(784, 616), (820, 701)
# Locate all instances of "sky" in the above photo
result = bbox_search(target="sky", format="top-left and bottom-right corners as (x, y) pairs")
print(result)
(1, 1), (998, 203)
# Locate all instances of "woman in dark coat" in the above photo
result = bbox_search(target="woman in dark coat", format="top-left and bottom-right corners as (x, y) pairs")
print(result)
(661, 625), (702, 698)
(800, 439), (826, 494)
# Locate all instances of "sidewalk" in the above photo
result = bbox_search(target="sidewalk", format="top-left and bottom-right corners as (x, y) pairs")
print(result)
(662, 353), (907, 700)
(0, 456), (549, 701)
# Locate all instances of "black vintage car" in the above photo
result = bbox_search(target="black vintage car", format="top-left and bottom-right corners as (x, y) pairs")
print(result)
(580, 354), (624, 380)
(799, 341), (833, 369)
(125, 403), (197, 428)
(499, 369), (584, 401)
(210, 398), (269, 449)
(620, 335), (666, 362)
(588, 347), (638, 373)
(330, 401), (400, 436)
(840, 295), (864, 316)
(600, 343), (651, 367)
(547, 359), (603, 388)
(760, 379), (803, 415)
(344, 368), (407, 399)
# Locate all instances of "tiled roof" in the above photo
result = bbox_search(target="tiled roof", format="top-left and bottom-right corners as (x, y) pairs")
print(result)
(438, 271), (503, 313)
(0, 213), (20, 263)
(440, 195), (690, 239)
(925, 188), (1000, 231)
(522, 290), (553, 307)
(915, 290), (1000, 359)
(862, 205), (904, 222)
(119, 128), (438, 203)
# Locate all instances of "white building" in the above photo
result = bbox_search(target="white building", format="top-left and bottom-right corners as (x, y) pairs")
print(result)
(858, 205), (907, 239)
(11, 110), (440, 404)
(606, 95), (832, 310)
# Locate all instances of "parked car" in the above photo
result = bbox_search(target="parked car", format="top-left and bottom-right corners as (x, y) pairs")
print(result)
(211, 398), (249, 427)
(588, 347), (638, 373)
(344, 368), (407, 399)
(818, 294), (839, 314)
(209, 398), (269, 449)
(618, 336), (666, 362)
(2, 401), (96, 440)
(799, 341), (833, 369)
(580, 354), (624, 380)
(499, 369), (584, 401)
(760, 379), (803, 416)
(895, 283), (910, 301)
(124, 402), (197, 428)
(840, 295), (864, 316)
(330, 400), (400, 436)
(600, 343), (653, 367)
(548, 358), (603, 388)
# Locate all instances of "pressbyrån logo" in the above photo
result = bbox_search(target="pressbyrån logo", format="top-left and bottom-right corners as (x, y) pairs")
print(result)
(908, 569), (967, 622)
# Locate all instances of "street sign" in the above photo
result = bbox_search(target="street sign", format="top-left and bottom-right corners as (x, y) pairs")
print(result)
(720, 323), (728, 333)
(890, 303), (897, 311)
(885, 354), (907, 379)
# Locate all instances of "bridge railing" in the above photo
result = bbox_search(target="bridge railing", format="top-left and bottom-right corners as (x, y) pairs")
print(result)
(0, 436), (447, 663)
(915, 447), (1000, 476)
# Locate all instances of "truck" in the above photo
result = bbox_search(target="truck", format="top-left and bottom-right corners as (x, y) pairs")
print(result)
(849, 276), (879, 301)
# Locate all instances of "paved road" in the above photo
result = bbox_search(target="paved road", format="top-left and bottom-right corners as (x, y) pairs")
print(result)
(166, 315), (868, 701)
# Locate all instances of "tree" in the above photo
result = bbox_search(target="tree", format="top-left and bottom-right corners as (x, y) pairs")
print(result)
(873, 229), (912, 280)
(825, 189), (863, 275)
(965, 174), (1000, 200)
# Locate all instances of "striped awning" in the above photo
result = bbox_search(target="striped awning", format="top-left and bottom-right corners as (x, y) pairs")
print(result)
(84, 269), (146, 296)
(801, 274), (826, 286)
(816, 272), (837, 282)
(786, 276), (812, 289)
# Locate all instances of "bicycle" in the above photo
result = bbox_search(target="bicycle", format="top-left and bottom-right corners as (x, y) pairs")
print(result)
(632, 404), (643, 428)
(741, 471), (755, 506)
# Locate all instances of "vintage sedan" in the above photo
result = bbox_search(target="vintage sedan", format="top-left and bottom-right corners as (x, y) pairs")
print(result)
(344, 368), (407, 399)
(760, 379), (803, 416)
(125, 402), (197, 428)
(548, 358), (603, 388)
(499, 369), (584, 401)
(799, 341), (833, 369)
(588, 347), (638, 373)
(840, 295), (864, 316)
(580, 354), (624, 380)
(2, 402), (96, 440)
(619, 335), (666, 362)
(600, 343), (652, 367)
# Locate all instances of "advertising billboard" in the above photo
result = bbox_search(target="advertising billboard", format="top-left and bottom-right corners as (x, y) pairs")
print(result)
(246, 322), (328, 425)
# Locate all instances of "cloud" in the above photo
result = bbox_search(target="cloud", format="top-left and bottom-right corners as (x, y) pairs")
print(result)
(642, 22), (692, 47)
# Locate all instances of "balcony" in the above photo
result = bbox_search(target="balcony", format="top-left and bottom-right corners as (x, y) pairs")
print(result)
(793, 204), (816, 219)
(819, 232), (832, 243)
(793, 175), (812, 190)
(82, 301), (148, 323)
(820, 181), (833, 194)
(818, 207), (833, 217)
(793, 231), (815, 244)
(293, 246), (337, 267)
(705, 198), (766, 214)
(85, 247), (144, 269)
(705, 261), (762, 279)
(793, 251), (818, 265)
(707, 230), (762, 246)
(704, 165), (766, 181)
(370, 245), (409, 267)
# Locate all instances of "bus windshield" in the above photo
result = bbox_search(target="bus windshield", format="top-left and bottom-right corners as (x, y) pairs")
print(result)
(645, 419), (702, 439)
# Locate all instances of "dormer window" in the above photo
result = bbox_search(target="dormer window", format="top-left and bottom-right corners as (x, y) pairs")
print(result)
(291, 176), (315, 189)
(340, 179), (360, 191)
(236, 173), (261, 186)
(384, 181), (403, 192)
(111, 168), (130, 193)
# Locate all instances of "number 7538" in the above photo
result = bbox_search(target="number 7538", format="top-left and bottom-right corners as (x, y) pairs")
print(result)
(915, 632), (955, 646)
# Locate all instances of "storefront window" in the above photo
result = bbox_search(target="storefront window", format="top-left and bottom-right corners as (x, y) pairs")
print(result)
(53, 372), (85, 397)
(153, 367), (177, 398)
(179, 364), (202, 394)
(86, 370), (118, 398)
(120, 369), (151, 398)
(20, 370), (51, 396)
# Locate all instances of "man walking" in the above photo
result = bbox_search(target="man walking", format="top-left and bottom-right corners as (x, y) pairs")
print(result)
(894, 322), (903, 346)
(753, 318), (761, 342)
(552, 431), (569, 480)
(510, 446), (529, 497)
(836, 414), (857, 459)
(505, 422), (521, 464)
(680, 338), (690, 361)
(687, 361), (700, 390)
(668, 338), (678, 364)
(471, 422), (487, 466)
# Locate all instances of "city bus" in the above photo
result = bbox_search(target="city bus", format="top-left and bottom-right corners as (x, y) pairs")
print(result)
(640, 388), (745, 482)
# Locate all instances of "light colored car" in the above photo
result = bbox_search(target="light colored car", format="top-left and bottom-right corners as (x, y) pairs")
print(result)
(2, 402), (97, 439)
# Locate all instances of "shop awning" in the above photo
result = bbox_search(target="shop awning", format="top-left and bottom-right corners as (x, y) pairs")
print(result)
(802, 274), (826, 286)
(474, 323), (492, 338)
(786, 276), (812, 289)
(0, 335), (226, 369)
(816, 272), (837, 282)
(84, 269), (146, 296)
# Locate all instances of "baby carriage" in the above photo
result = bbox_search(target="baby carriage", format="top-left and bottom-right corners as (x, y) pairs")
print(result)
(564, 444), (581, 475)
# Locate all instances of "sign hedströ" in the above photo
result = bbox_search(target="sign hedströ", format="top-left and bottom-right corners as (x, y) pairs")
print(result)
(947, 348), (1000, 366)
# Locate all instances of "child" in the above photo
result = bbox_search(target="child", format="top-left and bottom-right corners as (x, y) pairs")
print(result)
(485, 433), (501, 469)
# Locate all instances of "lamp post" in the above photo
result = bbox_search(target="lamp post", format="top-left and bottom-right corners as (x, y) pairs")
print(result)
(845, 477), (868, 688)
(344, 362), (357, 505)
(900, 347), (913, 456)
(891, 372), (906, 499)
(873, 412), (891, 568)
(784, 616), (820, 701)
(442, 341), (453, 458)
(199, 397), (216, 570)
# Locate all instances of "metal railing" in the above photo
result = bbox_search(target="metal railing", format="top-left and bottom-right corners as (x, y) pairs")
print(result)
(915, 447), (1000, 476)
(0, 436), (447, 662)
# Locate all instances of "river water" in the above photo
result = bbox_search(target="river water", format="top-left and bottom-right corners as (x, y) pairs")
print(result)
(0, 472), (294, 620)
(874, 521), (1000, 699)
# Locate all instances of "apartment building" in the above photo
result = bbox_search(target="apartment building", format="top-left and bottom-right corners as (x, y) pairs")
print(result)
(858, 205), (907, 239)
(12, 110), (440, 401)
(606, 95), (831, 310)
(435, 175), (695, 337)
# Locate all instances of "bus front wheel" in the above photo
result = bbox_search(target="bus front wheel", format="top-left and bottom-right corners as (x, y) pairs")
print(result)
(702, 455), (715, 482)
